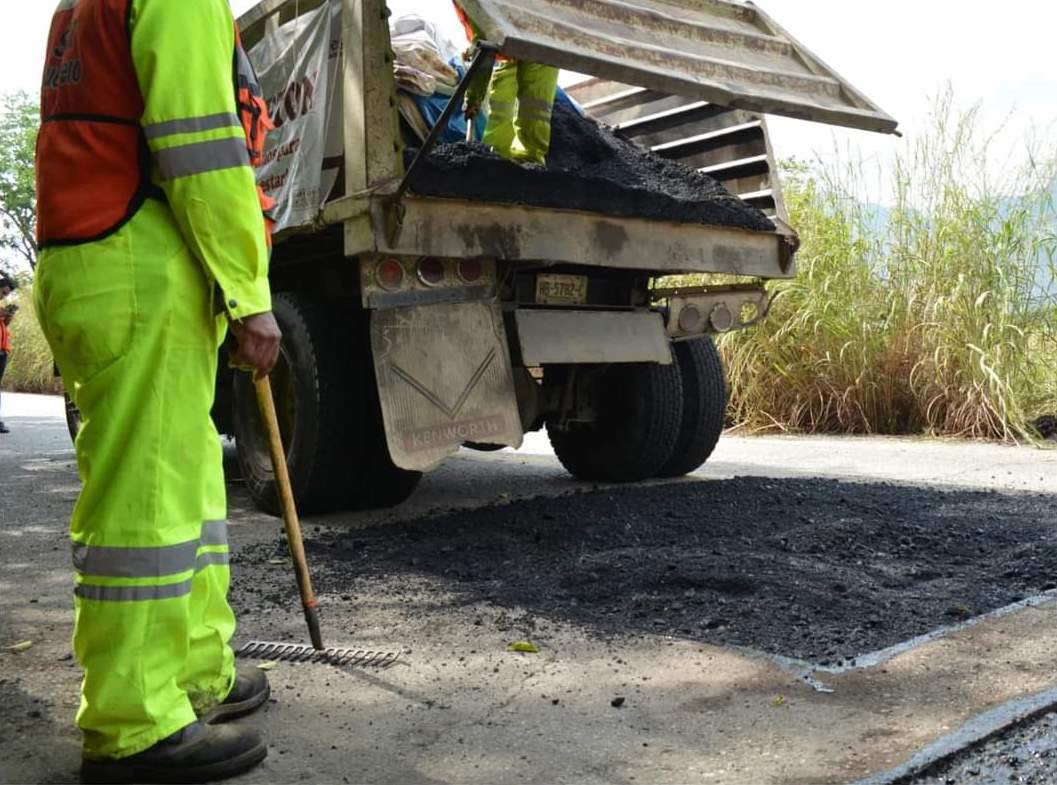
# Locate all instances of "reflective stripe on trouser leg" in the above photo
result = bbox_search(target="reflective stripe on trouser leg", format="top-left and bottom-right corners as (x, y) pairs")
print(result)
(182, 509), (236, 713)
(34, 199), (236, 761)
(513, 62), (559, 165)
(483, 60), (519, 160)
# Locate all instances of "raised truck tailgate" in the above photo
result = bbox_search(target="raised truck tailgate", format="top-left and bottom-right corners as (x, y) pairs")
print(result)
(456, 0), (897, 134)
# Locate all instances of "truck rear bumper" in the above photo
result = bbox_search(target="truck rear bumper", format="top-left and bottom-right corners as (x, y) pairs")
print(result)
(514, 310), (672, 366)
(326, 195), (798, 279)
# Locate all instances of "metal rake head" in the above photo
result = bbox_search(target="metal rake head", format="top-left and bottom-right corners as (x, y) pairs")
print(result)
(237, 640), (401, 668)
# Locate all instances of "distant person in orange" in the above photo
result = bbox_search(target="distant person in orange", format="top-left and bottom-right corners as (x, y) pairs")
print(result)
(0, 274), (15, 435)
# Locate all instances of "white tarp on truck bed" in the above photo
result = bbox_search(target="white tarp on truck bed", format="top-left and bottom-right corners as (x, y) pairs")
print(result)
(248, 1), (342, 232)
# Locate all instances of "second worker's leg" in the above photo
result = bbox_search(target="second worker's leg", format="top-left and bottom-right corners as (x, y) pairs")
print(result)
(482, 60), (519, 160)
(512, 62), (559, 165)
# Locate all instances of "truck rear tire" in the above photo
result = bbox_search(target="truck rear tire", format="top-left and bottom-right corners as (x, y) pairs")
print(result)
(547, 362), (683, 482)
(348, 314), (422, 510)
(350, 418), (422, 509)
(656, 337), (727, 478)
(233, 292), (356, 516)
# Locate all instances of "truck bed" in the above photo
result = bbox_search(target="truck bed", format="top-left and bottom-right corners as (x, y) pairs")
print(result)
(404, 99), (775, 234)
(325, 194), (796, 279)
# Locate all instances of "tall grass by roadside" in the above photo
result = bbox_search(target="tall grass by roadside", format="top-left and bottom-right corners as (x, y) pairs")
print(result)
(719, 93), (1057, 440)
(2, 281), (62, 395)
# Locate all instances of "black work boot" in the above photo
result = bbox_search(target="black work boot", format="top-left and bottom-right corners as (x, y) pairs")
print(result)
(80, 721), (266, 784)
(0, 421), (8, 434)
(200, 664), (271, 724)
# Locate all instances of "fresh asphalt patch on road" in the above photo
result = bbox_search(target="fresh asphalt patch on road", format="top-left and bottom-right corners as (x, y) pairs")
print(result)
(230, 475), (1057, 668)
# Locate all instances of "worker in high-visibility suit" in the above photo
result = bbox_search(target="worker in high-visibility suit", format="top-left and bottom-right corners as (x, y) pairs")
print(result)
(34, 1), (280, 782)
(453, 2), (560, 165)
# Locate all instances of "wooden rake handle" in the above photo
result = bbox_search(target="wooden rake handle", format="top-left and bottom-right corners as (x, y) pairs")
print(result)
(254, 375), (325, 651)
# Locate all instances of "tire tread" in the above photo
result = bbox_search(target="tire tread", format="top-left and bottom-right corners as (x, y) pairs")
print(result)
(547, 362), (683, 483)
(657, 337), (727, 478)
(235, 292), (357, 515)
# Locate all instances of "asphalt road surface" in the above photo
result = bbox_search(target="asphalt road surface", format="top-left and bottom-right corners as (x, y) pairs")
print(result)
(3, 393), (1057, 785)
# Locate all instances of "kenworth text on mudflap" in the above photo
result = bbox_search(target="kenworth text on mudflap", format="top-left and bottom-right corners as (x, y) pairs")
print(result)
(67, 0), (898, 515)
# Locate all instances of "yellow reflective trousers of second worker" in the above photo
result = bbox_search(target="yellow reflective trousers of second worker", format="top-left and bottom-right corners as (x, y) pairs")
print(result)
(483, 60), (560, 166)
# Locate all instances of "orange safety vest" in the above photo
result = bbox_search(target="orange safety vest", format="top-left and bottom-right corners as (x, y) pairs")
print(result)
(235, 27), (277, 245)
(36, 0), (275, 249)
(0, 317), (10, 354)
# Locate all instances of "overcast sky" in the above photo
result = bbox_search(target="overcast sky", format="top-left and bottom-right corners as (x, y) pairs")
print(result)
(8, 1), (1057, 185)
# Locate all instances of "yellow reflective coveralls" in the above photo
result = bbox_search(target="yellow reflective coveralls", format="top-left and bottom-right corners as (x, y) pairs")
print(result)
(454, 3), (560, 165)
(33, 0), (271, 761)
(482, 61), (560, 166)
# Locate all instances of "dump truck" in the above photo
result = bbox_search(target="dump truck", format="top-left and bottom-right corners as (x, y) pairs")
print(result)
(213, 0), (897, 514)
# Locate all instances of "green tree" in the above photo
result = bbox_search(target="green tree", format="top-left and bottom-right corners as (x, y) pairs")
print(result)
(0, 92), (38, 270)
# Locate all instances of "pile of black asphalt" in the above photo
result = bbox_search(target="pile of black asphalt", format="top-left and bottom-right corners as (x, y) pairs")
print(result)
(231, 476), (1057, 666)
(403, 98), (776, 232)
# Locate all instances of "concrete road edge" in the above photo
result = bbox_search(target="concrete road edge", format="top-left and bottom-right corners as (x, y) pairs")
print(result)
(853, 687), (1057, 785)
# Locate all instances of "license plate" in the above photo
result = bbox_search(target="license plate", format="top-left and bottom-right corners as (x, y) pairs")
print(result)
(536, 273), (588, 305)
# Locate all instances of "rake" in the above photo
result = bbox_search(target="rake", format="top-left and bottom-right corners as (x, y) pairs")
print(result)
(236, 374), (400, 668)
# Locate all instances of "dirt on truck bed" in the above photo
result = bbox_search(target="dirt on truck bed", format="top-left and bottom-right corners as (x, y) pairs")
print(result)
(405, 98), (776, 232)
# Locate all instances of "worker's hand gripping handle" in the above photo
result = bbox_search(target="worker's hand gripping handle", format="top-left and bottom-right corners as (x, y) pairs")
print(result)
(254, 375), (325, 651)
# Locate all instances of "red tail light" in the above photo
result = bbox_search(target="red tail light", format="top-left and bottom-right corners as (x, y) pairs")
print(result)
(417, 257), (445, 287)
(457, 258), (484, 284)
(376, 258), (405, 291)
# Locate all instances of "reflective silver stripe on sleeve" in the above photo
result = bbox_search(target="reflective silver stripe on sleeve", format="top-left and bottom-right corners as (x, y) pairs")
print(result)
(201, 520), (229, 547)
(155, 138), (249, 180)
(196, 551), (231, 571)
(143, 113), (241, 141)
(72, 540), (199, 579)
(74, 579), (194, 602)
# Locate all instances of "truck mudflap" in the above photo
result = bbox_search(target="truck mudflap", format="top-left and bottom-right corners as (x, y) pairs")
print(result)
(370, 301), (524, 471)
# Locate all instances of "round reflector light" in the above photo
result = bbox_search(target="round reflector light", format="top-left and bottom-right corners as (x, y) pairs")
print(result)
(376, 258), (405, 291)
(457, 258), (484, 284)
(417, 257), (446, 287)
(710, 303), (734, 332)
(677, 305), (702, 333)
